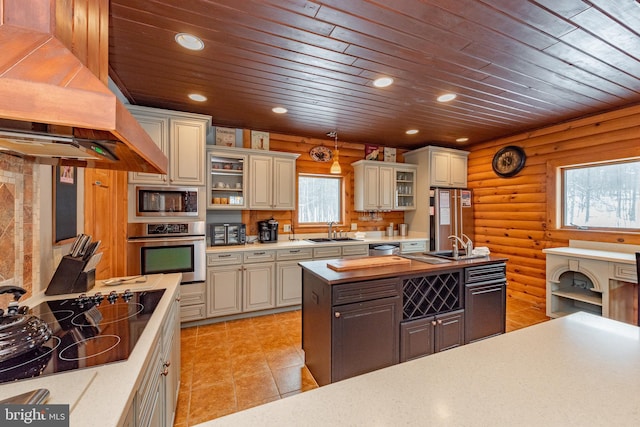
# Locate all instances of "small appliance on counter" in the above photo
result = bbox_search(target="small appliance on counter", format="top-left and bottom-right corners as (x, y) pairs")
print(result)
(209, 223), (247, 246)
(258, 217), (279, 243)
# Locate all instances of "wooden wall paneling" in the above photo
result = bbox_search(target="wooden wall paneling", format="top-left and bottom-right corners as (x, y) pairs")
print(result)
(468, 103), (640, 306)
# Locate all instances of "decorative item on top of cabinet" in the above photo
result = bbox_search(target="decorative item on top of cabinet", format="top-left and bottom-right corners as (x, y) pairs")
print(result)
(249, 151), (300, 210)
(251, 130), (269, 150)
(207, 147), (248, 209)
(127, 105), (211, 186)
(309, 145), (333, 162)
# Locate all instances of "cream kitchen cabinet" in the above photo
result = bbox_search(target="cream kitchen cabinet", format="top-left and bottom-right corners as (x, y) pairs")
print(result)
(276, 247), (313, 307)
(248, 152), (299, 210)
(429, 147), (468, 188)
(353, 160), (395, 211)
(207, 147), (248, 209)
(206, 252), (243, 317)
(243, 250), (277, 312)
(128, 106), (211, 186)
(353, 160), (417, 211)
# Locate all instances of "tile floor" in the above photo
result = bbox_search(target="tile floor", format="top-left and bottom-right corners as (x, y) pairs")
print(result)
(174, 297), (549, 426)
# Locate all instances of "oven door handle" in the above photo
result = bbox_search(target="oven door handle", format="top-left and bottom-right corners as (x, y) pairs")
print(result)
(127, 236), (205, 244)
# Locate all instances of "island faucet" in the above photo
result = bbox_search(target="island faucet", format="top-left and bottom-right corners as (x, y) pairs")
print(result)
(448, 235), (467, 258)
(461, 234), (474, 255)
(327, 221), (335, 239)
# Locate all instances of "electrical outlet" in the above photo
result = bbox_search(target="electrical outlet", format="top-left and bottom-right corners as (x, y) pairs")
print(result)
(351, 223), (357, 231)
(283, 224), (291, 232)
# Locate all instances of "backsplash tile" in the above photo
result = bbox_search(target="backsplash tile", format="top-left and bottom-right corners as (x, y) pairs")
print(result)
(0, 153), (38, 307)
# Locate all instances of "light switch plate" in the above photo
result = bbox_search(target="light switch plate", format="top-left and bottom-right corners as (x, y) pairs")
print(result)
(283, 224), (291, 232)
(351, 223), (357, 231)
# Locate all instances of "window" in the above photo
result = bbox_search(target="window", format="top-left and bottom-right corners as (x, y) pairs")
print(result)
(298, 174), (342, 224)
(562, 160), (640, 230)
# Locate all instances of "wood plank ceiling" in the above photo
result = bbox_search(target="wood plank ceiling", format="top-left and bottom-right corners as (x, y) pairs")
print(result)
(109, 0), (640, 149)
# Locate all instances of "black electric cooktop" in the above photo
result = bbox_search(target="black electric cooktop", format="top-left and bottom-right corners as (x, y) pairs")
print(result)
(0, 289), (165, 385)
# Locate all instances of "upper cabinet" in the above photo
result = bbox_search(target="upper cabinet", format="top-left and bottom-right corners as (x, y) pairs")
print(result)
(207, 147), (248, 209)
(249, 152), (299, 210)
(352, 160), (417, 211)
(128, 106), (211, 186)
(405, 146), (469, 188)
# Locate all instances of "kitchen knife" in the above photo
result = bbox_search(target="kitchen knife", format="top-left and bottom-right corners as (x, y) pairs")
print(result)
(71, 234), (88, 257)
(77, 235), (92, 257)
(69, 234), (83, 256)
(83, 252), (103, 272)
(82, 240), (100, 261)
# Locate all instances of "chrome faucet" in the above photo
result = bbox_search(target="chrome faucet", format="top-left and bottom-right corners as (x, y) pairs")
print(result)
(328, 221), (335, 239)
(461, 233), (473, 255)
(448, 235), (467, 258)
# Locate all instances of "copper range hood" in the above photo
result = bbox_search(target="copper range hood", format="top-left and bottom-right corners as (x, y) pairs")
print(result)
(0, 0), (167, 173)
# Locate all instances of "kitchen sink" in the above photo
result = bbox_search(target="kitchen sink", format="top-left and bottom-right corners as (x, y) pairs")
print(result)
(427, 250), (487, 261)
(306, 237), (363, 243)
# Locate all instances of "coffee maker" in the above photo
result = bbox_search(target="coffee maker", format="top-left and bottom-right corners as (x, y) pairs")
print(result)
(258, 218), (279, 243)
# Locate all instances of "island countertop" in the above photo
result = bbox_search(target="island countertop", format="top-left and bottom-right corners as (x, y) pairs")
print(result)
(194, 312), (640, 427)
(298, 255), (508, 285)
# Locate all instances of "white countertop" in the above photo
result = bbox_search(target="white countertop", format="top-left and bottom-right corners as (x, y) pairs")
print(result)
(542, 246), (636, 264)
(195, 312), (640, 427)
(206, 233), (428, 253)
(0, 273), (181, 427)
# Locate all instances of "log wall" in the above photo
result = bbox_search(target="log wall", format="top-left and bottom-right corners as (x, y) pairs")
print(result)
(468, 103), (640, 306)
(237, 131), (407, 237)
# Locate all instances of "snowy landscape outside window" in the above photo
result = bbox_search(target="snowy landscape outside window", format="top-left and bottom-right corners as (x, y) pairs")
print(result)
(562, 160), (640, 230)
(298, 174), (342, 224)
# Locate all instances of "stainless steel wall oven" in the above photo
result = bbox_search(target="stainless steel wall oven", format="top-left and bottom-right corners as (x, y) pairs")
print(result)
(126, 221), (205, 284)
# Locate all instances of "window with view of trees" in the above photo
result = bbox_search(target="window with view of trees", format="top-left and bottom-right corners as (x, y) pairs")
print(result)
(298, 174), (342, 224)
(562, 160), (640, 230)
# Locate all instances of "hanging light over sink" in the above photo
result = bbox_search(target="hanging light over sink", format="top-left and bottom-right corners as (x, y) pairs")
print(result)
(327, 131), (341, 174)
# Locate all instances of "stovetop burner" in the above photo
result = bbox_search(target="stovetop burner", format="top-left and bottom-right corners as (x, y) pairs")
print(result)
(0, 289), (165, 385)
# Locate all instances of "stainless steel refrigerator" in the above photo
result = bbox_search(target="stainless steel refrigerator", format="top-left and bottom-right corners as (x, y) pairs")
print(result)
(429, 188), (474, 251)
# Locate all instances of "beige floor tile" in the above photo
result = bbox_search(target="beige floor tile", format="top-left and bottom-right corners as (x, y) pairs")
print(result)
(234, 370), (279, 409)
(188, 380), (236, 425)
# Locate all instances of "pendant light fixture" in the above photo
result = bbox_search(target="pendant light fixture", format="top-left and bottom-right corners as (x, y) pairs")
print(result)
(327, 131), (341, 174)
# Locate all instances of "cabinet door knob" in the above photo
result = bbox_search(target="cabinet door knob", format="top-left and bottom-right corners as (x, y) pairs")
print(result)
(431, 320), (437, 326)
(175, 297), (181, 302)
(437, 319), (443, 325)
(334, 312), (341, 318)
(161, 367), (169, 376)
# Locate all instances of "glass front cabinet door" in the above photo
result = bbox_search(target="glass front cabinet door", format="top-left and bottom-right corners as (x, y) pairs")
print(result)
(207, 148), (248, 209)
(394, 166), (417, 210)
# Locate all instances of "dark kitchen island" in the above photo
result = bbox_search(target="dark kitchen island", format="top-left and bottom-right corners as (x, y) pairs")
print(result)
(299, 255), (508, 385)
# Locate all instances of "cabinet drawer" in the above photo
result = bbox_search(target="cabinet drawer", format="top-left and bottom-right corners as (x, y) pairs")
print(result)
(341, 244), (368, 257)
(276, 247), (313, 261)
(465, 263), (506, 284)
(243, 250), (276, 263)
(180, 304), (206, 322)
(207, 252), (242, 266)
(313, 246), (341, 259)
(400, 240), (427, 253)
(180, 282), (206, 306)
(333, 278), (401, 306)
(612, 262), (638, 283)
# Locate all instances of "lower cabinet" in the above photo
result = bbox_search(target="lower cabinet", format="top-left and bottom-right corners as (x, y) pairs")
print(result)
(243, 262), (276, 312)
(207, 265), (242, 317)
(332, 295), (401, 382)
(464, 263), (507, 344)
(133, 288), (181, 427)
(465, 282), (506, 344)
(179, 282), (206, 322)
(276, 260), (303, 306)
(399, 309), (465, 362)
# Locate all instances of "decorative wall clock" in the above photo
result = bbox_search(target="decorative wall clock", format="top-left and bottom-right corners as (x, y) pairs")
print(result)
(310, 145), (333, 162)
(492, 145), (526, 177)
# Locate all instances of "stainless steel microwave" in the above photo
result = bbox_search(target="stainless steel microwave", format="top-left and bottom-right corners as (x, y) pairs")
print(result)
(135, 186), (199, 217)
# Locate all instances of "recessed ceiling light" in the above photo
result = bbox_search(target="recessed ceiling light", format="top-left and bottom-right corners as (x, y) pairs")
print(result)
(272, 107), (288, 114)
(175, 33), (204, 50)
(373, 77), (394, 88)
(406, 129), (419, 135)
(437, 93), (457, 102)
(456, 137), (469, 143)
(188, 93), (207, 102)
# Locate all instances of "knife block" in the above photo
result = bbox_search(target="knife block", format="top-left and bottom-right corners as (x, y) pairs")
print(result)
(45, 256), (95, 295)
